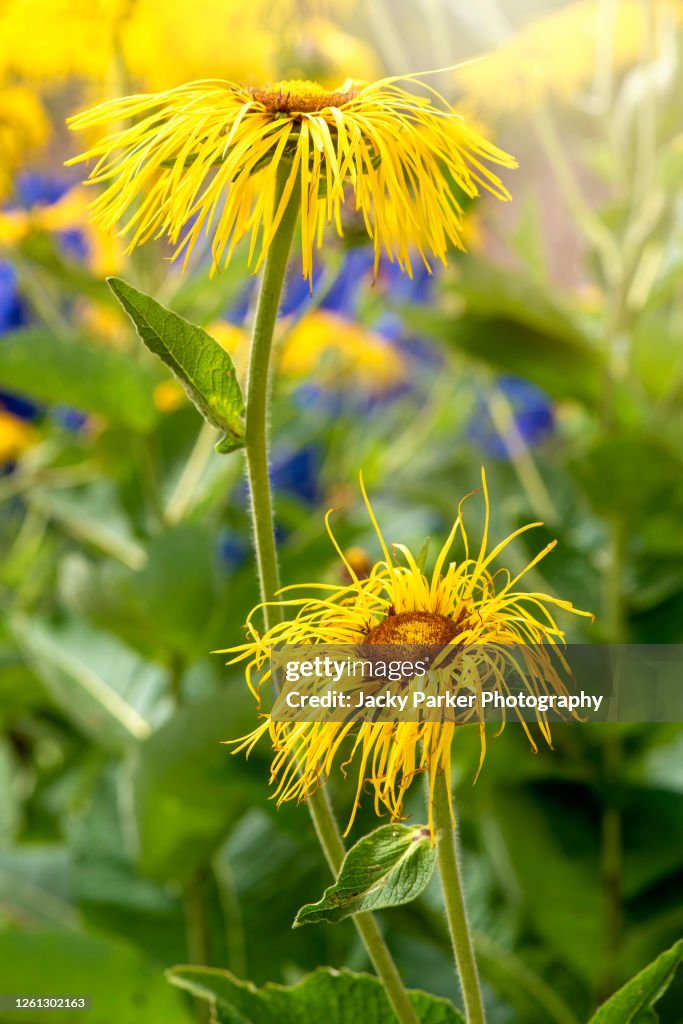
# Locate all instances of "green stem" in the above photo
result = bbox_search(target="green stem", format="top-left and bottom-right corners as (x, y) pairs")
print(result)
(308, 785), (421, 1024)
(243, 167), (419, 1024)
(244, 175), (299, 624)
(432, 772), (486, 1024)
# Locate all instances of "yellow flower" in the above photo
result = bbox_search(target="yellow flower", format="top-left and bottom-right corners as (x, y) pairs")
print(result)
(68, 74), (515, 282)
(281, 311), (406, 392)
(0, 0), (127, 85)
(0, 411), (35, 463)
(121, 0), (278, 91)
(458, 0), (682, 115)
(223, 470), (592, 835)
(0, 86), (51, 199)
(153, 379), (187, 412)
(0, 0), (359, 93)
(0, 185), (123, 276)
(210, 311), (407, 393)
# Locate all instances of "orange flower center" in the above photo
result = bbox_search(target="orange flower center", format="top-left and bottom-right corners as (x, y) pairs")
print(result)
(365, 610), (460, 646)
(251, 79), (357, 115)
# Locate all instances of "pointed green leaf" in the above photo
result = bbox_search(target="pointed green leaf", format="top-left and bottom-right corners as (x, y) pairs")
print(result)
(168, 965), (465, 1024)
(294, 824), (436, 927)
(588, 938), (683, 1023)
(107, 277), (245, 453)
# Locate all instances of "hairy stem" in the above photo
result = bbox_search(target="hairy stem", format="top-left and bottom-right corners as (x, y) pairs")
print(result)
(432, 772), (486, 1024)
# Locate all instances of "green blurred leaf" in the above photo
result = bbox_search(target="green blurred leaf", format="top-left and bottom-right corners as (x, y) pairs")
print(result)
(474, 932), (581, 1024)
(0, 846), (77, 930)
(131, 690), (263, 881)
(168, 965), (465, 1023)
(490, 785), (602, 984)
(588, 938), (683, 1023)
(0, 931), (193, 1024)
(450, 260), (588, 344)
(60, 525), (221, 659)
(620, 788), (683, 897)
(0, 329), (158, 431)
(11, 617), (165, 751)
(570, 438), (682, 520)
(69, 771), (186, 963)
(295, 824), (435, 927)
(408, 261), (603, 405)
(0, 741), (20, 843)
(108, 277), (245, 453)
(30, 481), (148, 571)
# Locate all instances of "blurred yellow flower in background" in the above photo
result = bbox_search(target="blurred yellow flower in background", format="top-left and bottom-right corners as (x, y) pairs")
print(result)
(225, 471), (591, 836)
(0, 410), (35, 463)
(0, 0), (127, 86)
(0, 87), (51, 199)
(281, 311), (406, 391)
(458, 0), (682, 115)
(210, 310), (406, 393)
(0, 186), (123, 277)
(0, 0), (364, 93)
(68, 74), (515, 282)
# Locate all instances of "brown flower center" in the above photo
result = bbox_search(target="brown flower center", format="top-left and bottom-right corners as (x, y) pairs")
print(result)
(365, 610), (460, 646)
(251, 79), (357, 115)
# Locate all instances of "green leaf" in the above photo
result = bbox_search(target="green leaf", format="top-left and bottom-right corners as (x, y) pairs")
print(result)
(0, 740), (20, 843)
(10, 616), (163, 751)
(0, 932), (193, 1024)
(0, 329), (158, 431)
(570, 438), (682, 522)
(473, 932), (581, 1024)
(168, 965), (465, 1024)
(488, 786), (602, 984)
(0, 845), (78, 930)
(294, 824), (436, 927)
(405, 260), (604, 406)
(108, 277), (245, 453)
(131, 690), (264, 881)
(588, 938), (683, 1023)
(69, 771), (187, 964)
(60, 524), (222, 660)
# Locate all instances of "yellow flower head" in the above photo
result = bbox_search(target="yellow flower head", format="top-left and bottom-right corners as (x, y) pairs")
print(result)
(67, 73), (516, 282)
(223, 470), (592, 836)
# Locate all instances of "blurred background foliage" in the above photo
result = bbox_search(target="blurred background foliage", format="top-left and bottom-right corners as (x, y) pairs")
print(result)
(0, 0), (682, 1021)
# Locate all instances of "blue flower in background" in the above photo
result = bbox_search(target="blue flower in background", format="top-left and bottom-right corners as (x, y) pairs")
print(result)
(322, 247), (375, 316)
(233, 443), (321, 513)
(217, 531), (250, 572)
(52, 407), (88, 432)
(0, 262), (27, 332)
(58, 228), (89, 263)
(0, 262), (41, 422)
(468, 376), (555, 459)
(10, 173), (90, 263)
(377, 258), (434, 305)
(15, 172), (72, 208)
(270, 443), (321, 506)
